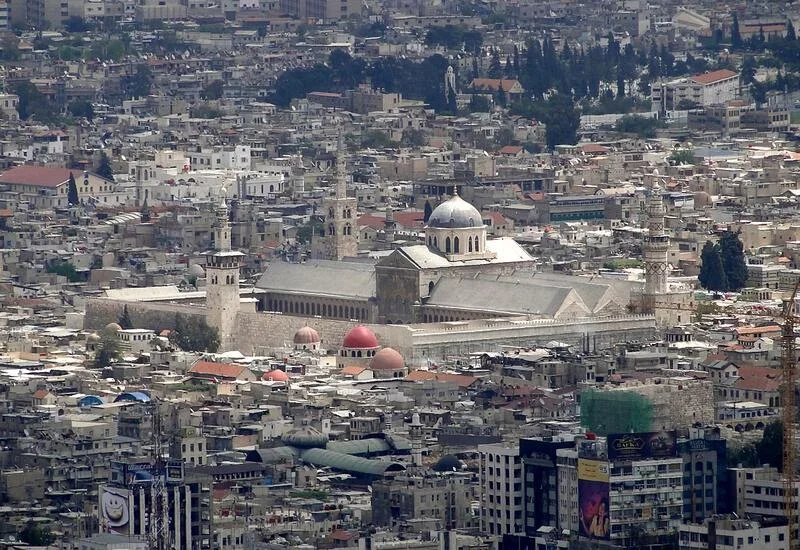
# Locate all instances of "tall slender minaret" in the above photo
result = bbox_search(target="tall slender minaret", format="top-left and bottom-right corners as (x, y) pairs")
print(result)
(384, 205), (396, 248)
(311, 134), (358, 260)
(642, 184), (669, 312)
(205, 188), (244, 351)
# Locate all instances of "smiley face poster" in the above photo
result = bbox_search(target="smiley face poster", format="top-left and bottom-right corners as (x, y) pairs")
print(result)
(100, 486), (132, 535)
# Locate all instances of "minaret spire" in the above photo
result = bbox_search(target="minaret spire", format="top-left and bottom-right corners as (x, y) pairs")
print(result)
(335, 133), (347, 199)
(643, 182), (669, 309)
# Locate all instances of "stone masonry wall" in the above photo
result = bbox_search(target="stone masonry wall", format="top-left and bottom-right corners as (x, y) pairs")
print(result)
(233, 311), (361, 355)
(84, 299), (206, 332)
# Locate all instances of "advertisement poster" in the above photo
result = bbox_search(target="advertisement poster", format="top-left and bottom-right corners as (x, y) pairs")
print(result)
(578, 458), (610, 540)
(607, 431), (677, 461)
(99, 486), (132, 536)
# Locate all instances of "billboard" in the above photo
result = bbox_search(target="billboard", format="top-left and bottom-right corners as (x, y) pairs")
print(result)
(99, 486), (132, 536)
(111, 459), (185, 487)
(607, 431), (677, 461)
(578, 458), (610, 541)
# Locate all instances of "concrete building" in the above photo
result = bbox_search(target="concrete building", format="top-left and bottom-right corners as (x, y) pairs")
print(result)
(678, 516), (789, 550)
(652, 70), (740, 113)
(520, 436), (575, 535)
(677, 426), (730, 522)
(479, 443), (523, 539)
(371, 474), (474, 529)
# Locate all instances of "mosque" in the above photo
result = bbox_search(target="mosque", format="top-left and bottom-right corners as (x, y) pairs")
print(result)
(86, 151), (678, 358)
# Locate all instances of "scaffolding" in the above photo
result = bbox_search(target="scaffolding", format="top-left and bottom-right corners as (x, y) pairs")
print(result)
(580, 389), (654, 436)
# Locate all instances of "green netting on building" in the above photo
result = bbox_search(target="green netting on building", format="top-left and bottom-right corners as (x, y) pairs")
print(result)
(580, 389), (654, 436)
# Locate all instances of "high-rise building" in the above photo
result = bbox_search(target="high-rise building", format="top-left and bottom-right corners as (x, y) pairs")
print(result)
(371, 474), (474, 530)
(311, 136), (358, 261)
(677, 425), (730, 522)
(99, 458), (212, 550)
(519, 436), (575, 535)
(479, 443), (523, 540)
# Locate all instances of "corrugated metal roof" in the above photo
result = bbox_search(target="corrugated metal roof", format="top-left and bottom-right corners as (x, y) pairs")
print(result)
(299, 448), (405, 477)
(256, 260), (376, 300)
(326, 438), (391, 456)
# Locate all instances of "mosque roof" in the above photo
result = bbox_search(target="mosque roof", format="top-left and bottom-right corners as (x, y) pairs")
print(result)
(256, 260), (376, 299)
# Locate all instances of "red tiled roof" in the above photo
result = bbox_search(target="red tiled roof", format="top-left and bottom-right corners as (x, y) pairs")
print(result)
(691, 69), (738, 85)
(0, 166), (73, 188)
(189, 361), (248, 380)
(734, 325), (781, 336)
(470, 78), (523, 92)
(483, 211), (507, 225)
(33, 389), (49, 399)
(582, 144), (610, 154)
(734, 366), (781, 392)
(341, 365), (367, 376)
(498, 145), (523, 155)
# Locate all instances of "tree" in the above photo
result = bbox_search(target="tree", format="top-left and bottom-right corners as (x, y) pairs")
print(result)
(541, 94), (580, 150)
(698, 241), (728, 291)
(615, 114), (665, 138)
(488, 48), (502, 78)
(67, 172), (79, 206)
(118, 305), (133, 330)
(424, 201), (433, 222)
(756, 420), (783, 471)
(48, 260), (81, 282)
(361, 130), (394, 149)
(0, 34), (20, 61)
(740, 56), (757, 86)
(719, 230), (748, 291)
(68, 99), (94, 121)
(297, 217), (323, 244)
(19, 522), (54, 546)
(201, 80), (224, 100)
(95, 333), (122, 368)
(96, 152), (115, 181)
(669, 149), (695, 165)
(495, 83), (506, 107)
(788, 20), (797, 42)
(469, 94), (490, 112)
(11, 81), (58, 123)
(170, 315), (220, 353)
(127, 64), (152, 99)
(731, 13), (742, 49)
(401, 128), (426, 147)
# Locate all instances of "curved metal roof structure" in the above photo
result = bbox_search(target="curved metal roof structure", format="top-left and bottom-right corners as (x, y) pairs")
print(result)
(299, 448), (405, 477)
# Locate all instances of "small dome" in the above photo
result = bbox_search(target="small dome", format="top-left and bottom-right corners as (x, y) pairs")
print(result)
(263, 369), (290, 382)
(343, 325), (379, 349)
(87, 332), (101, 343)
(188, 263), (205, 277)
(104, 322), (122, 334)
(282, 426), (329, 449)
(427, 194), (483, 229)
(432, 454), (463, 472)
(294, 326), (321, 345)
(370, 347), (404, 371)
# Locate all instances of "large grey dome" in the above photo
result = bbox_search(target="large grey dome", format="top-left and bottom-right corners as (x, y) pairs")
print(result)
(427, 195), (483, 229)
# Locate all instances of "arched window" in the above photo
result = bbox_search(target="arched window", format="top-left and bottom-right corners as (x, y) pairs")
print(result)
(428, 236), (431, 246)
(428, 281), (435, 294)
(269, 185), (274, 193)
(446, 237), (451, 253)
(344, 224), (352, 236)
(468, 237), (473, 252)
(474, 236), (480, 252)
(357, 350), (362, 357)
(328, 224), (335, 236)
(454, 236), (460, 253)
(433, 236), (438, 248)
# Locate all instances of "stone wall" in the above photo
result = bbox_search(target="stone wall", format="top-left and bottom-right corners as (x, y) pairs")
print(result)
(233, 311), (358, 355)
(84, 299), (206, 332)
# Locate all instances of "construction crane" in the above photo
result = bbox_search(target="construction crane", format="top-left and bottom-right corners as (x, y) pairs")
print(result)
(150, 398), (168, 550)
(782, 281), (800, 550)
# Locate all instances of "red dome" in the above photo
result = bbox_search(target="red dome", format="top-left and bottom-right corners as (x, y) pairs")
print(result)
(370, 347), (404, 371)
(263, 369), (290, 382)
(342, 325), (379, 349)
(294, 325), (320, 345)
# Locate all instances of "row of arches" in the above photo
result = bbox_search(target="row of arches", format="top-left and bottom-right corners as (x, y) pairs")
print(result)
(327, 223), (353, 236)
(427, 234), (480, 254)
(210, 274), (237, 285)
(329, 208), (353, 219)
(266, 297), (368, 320)
(339, 349), (378, 357)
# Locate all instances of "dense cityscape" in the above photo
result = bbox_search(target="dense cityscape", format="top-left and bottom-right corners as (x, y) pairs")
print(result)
(0, 0), (800, 549)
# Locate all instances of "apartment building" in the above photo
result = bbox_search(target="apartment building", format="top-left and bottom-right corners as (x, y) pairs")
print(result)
(678, 517), (789, 550)
(652, 70), (741, 113)
(479, 443), (524, 539)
